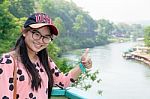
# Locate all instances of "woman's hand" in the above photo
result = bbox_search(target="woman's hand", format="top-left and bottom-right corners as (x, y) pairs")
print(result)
(81, 48), (92, 69)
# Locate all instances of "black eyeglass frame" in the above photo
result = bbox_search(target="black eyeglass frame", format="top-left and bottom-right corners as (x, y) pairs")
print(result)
(29, 29), (53, 44)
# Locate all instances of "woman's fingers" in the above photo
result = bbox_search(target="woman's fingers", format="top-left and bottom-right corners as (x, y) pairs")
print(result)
(81, 48), (92, 69)
(83, 48), (89, 57)
(82, 57), (92, 69)
(81, 48), (89, 61)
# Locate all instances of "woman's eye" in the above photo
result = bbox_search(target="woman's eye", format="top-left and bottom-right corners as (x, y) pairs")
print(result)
(44, 36), (51, 39)
(35, 33), (40, 36)
(31, 31), (36, 33)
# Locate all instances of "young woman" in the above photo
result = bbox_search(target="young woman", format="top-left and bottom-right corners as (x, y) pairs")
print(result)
(0, 13), (92, 99)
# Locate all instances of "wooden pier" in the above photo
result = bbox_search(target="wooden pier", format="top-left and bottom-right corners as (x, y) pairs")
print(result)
(123, 47), (150, 65)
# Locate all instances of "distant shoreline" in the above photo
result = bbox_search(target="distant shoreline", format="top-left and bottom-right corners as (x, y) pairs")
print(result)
(123, 47), (150, 66)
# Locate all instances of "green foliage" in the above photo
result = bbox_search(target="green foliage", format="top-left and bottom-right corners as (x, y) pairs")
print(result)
(55, 58), (73, 73)
(130, 24), (144, 38)
(72, 15), (87, 33)
(94, 19), (115, 45)
(144, 26), (150, 47)
(96, 33), (109, 45)
(47, 42), (60, 59)
(96, 19), (114, 36)
(47, 42), (74, 73)
(72, 69), (102, 95)
(80, 39), (95, 48)
(0, 0), (21, 54)
(53, 17), (66, 35)
(9, 0), (34, 18)
(112, 23), (144, 38)
(54, 37), (75, 53)
(40, 0), (98, 51)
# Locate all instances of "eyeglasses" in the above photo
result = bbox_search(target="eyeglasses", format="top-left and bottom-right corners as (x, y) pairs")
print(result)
(30, 30), (53, 44)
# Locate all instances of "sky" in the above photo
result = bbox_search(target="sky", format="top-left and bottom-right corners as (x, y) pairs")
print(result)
(67, 0), (150, 24)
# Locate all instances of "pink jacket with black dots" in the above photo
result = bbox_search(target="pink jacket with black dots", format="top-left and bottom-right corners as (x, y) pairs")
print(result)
(0, 53), (75, 99)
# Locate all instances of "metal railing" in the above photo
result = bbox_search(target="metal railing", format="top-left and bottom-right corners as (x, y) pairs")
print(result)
(51, 87), (104, 99)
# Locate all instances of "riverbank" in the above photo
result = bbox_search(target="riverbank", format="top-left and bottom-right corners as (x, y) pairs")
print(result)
(64, 42), (150, 99)
(123, 46), (150, 66)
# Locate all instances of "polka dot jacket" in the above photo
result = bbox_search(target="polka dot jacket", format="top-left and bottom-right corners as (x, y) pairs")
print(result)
(0, 54), (75, 99)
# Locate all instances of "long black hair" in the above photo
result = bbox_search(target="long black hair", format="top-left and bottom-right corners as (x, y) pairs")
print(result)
(14, 27), (53, 97)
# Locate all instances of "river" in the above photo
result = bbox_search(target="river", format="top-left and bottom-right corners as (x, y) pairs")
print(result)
(63, 42), (150, 99)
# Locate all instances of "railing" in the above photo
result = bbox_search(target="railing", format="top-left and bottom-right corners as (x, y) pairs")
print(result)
(51, 87), (104, 99)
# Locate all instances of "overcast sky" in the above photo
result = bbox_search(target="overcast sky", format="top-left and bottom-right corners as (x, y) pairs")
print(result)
(69, 0), (150, 23)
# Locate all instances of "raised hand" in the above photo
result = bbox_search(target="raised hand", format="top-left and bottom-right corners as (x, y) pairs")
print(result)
(81, 48), (92, 69)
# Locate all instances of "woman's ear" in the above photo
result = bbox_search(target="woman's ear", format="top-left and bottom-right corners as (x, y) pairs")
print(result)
(21, 27), (26, 37)
(21, 27), (25, 32)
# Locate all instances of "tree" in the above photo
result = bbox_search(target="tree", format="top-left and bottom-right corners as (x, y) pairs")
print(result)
(72, 15), (87, 33)
(95, 19), (114, 45)
(0, 0), (22, 54)
(144, 26), (150, 47)
(9, 0), (34, 18)
(53, 17), (66, 36)
(40, 0), (97, 50)
(130, 24), (144, 38)
(96, 19), (114, 37)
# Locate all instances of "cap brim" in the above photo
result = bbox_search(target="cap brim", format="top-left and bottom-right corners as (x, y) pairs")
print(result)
(29, 23), (58, 36)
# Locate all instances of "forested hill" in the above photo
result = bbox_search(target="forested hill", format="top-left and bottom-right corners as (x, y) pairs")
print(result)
(0, 0), (144, 55)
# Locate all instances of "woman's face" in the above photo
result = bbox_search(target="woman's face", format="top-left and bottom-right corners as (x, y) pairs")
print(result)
(23, 26), (52, 53)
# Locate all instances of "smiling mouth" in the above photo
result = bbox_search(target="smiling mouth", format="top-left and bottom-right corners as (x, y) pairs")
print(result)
(33, 42), (42, 49)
